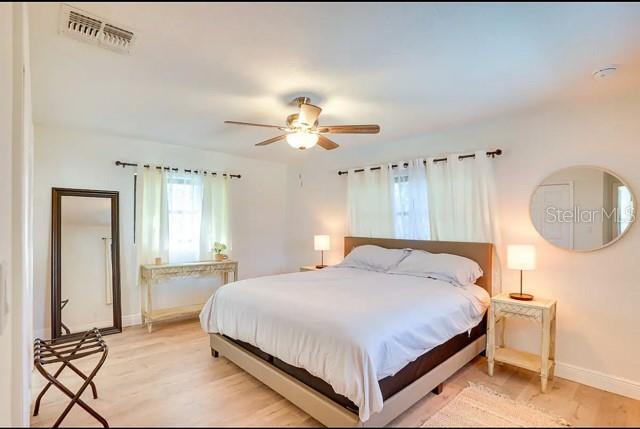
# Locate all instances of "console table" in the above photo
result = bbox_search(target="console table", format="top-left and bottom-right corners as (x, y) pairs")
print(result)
(140, 260), (238, 333)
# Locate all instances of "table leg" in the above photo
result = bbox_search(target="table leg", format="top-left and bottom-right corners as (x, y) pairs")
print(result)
(549, 311), (556, 379)
(541, 308), (551, 393)
(146, 280), (154, 334)
(140, 279), (146, 328)
(487, 305), (496, 376)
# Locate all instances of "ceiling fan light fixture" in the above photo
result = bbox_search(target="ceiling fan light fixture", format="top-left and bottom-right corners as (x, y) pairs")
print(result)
(298, 103), (322, 128)
(286, 131), (318, 150)
(224, 96), (380, 151)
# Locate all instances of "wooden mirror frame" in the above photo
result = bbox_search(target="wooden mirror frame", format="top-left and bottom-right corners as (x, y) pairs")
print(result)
(51, 187), (122, 339)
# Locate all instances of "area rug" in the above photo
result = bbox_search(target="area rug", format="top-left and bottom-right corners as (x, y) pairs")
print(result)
(421, 383), (570, 427)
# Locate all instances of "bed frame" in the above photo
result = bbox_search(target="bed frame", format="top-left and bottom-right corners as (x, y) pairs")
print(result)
(209, 237), (494, 427)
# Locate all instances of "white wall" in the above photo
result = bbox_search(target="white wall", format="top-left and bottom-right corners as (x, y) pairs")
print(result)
(61, 224), (113, 331)
(284, 93), (640, 399)
(33, 124), (289, 336)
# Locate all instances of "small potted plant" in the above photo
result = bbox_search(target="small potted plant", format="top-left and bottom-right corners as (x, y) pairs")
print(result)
(212, 242), (228, 261)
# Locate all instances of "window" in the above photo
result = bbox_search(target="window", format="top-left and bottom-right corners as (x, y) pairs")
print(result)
(392, 174), (412, 237)
(390, 167), (431, 240)
(167, 174), (203, 263)
(617, 185), (633, 235)
(137, 168), (231, 266)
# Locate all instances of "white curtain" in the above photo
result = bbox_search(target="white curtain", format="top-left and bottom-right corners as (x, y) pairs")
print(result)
(390, 159), (430, 239)
(136, 167), (232, 266)
(426, 150), (502, 290)
(104, 238), (112, 305)
(426, 150), (501, 245)
(346, 151), (501, 288)
(347, 166), (394, 237)
(135, 166), (169, 266)
(199, 174), (232, 259)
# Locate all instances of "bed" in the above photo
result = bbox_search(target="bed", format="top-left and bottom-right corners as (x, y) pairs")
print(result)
(201, 237), (494, 427)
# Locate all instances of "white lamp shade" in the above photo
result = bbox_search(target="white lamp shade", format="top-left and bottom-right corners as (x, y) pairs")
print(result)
(314, 235), (330, 251)
(507, 245), (536, 270)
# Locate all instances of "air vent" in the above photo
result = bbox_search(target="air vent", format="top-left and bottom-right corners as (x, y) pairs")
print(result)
(59, 4), (136, 54)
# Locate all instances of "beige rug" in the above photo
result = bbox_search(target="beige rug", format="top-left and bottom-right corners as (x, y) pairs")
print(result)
(422, 383), (570, 427)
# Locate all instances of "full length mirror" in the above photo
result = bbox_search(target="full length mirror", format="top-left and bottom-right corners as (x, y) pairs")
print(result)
(52, 188), (122, 339)
(530, 166), (635, 252)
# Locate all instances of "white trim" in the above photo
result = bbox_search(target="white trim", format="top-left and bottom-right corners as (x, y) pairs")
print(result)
(12, 3), (34, 425)
(34, 313), (142, 339)
(555, 361), (640, 400)
(122, 312), (142, 327)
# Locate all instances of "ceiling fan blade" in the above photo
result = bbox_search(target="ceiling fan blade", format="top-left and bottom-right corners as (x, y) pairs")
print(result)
(318, 125), (380, 134)
(255, 135), (287, 146)
(317, 135), (339, 150)
(225, 121), (287, 130)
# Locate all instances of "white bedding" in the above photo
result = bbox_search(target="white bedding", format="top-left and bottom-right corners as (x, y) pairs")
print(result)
(200, 267), (489, 422)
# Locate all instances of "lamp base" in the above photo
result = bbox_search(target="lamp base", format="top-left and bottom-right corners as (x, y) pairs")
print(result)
(315, 264), (327, 269)
(509, 292), (534, 301)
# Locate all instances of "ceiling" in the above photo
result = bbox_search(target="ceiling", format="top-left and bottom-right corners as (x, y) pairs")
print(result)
(30, 2), (640, 162)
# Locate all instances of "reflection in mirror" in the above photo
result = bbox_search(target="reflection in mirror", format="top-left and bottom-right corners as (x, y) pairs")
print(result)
(61, 196), (114, 333)
(530, 166), (635, 251)
(52, 188), (121, 339)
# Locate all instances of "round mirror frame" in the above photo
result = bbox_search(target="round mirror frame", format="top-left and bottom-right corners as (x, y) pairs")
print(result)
(529, 165), (636, 252)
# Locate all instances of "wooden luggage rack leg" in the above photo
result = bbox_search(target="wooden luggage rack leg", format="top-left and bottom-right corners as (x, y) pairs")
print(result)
(33, 328), (109, 428)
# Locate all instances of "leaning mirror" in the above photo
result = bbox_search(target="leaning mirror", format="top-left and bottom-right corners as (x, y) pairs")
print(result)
(530, 166), (635, 252)
(51, 188), (122, 339)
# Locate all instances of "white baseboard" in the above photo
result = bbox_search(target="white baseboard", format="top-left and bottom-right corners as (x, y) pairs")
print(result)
(122, 313), (143, 327)
(34, 313), (142, 339)
(555, 361), (640, 400)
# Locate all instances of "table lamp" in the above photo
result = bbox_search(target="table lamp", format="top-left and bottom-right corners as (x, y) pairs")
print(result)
(507, 244), (536, 301)
(314, 235), (330, 268)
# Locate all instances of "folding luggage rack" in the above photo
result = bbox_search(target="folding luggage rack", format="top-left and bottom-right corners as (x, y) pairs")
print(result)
(33, 328), (109, 428)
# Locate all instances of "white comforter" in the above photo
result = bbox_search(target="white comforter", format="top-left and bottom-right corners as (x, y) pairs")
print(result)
(200, 267), (489, 422)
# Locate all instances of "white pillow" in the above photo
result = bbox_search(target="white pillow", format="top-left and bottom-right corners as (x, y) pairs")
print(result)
(388, 250), (483, 287)
(339, 245), (410, 272)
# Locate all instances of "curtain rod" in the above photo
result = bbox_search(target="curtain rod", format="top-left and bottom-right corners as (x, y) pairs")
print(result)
(337, 149), (502, 176)
(114, 161), (241, 179)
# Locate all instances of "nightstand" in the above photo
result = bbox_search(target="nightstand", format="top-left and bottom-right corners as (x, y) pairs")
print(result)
(300, 265), (322, 272)
(487, 293), (557, 393)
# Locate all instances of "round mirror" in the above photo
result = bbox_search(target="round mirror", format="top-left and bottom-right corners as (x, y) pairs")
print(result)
(530, 166), (635, 251)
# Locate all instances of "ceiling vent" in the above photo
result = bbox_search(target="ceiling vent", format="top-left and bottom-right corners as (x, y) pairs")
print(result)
(58, 4), (136, 54)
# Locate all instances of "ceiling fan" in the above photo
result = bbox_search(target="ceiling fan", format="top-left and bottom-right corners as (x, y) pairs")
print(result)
(224, 97), (380, 150)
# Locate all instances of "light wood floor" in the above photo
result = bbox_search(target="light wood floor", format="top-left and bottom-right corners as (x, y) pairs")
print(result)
(31, 319), (640, 427)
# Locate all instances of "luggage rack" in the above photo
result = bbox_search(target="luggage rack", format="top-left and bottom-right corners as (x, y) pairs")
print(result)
(33, 328), (109, 428)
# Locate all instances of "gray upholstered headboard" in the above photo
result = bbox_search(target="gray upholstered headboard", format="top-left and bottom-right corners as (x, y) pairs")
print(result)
(344, 236), (494, 296)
